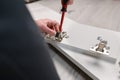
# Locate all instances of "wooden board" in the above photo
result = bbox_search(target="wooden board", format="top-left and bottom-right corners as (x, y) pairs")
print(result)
(27, 3), (120, 80)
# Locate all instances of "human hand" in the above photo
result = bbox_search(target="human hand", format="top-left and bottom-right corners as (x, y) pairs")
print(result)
(35, 19), (59, 36)
(67, 0), (74, 5)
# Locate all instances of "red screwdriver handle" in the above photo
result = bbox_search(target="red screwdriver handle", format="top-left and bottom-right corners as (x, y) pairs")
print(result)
(59, 0), (69, 32)
(61, 0), (68, 12)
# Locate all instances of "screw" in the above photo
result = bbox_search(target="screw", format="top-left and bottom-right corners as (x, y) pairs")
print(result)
(106, 46), (110, 50)
(91, 47), (94, 49)
(97, 36), (102, 41)
(106, 51), (109, 53)
(119, 62), (120, 67)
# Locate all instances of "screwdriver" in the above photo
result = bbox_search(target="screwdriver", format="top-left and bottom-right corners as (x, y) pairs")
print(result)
(55, 0), (69, 40)
(59, 0), (69, 32)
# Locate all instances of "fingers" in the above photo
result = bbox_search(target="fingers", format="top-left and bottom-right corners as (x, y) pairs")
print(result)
(43, 25), (56, 36)
(47, 20), (60, 35)
(67, 0), (73, 5)
(51, 20), (60, 32)
(35, 19), (60, 36)
(54, 23), (59, 32)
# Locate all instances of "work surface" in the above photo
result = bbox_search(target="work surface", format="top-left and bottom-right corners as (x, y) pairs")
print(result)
(27, 2), (120, 80)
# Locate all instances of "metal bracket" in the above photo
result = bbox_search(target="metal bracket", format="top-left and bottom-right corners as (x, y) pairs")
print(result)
(90, 36), (110, 55)
(44, 31), (69, 42)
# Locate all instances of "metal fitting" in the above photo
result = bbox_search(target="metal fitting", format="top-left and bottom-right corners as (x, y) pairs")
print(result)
(90, 36), (110, 55)
(44, 31), (69, 42)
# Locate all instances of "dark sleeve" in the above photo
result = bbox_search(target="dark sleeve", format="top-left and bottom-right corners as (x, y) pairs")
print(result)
(0, 0), (59, 80)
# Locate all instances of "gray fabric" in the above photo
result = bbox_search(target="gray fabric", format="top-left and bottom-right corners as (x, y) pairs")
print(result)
(0, 0), (59, 80)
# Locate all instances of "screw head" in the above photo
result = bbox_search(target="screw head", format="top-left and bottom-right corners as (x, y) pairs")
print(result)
(106, 46), (110, 50)
(97, 36), (102, 41)
(119, 62), (120, 66)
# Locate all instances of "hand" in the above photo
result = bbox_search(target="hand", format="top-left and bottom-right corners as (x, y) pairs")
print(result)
(35, 19), (59, 36)
(67, 0), (74, 5)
